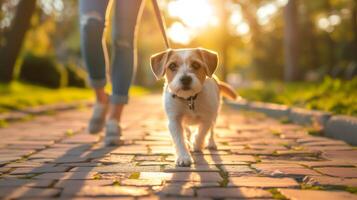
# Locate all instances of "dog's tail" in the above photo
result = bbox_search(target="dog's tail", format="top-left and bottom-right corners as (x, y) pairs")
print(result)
(218, 81), (237, 100)
(213, 75), (237, 100)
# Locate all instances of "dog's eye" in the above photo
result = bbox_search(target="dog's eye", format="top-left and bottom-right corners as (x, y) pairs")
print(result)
(168, 63), (177, 71)
(191, 62), (201, 70)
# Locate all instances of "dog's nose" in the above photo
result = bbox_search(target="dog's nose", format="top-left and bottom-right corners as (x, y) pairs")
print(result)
(180, 76), (192, 86)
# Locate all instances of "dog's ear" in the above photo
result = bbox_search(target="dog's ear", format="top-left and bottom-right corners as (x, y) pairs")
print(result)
(198, 48), (218, 77)
(150, 49), (172, 80)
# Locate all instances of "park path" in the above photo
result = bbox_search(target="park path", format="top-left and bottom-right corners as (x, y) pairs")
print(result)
(0, 95), (357, 199)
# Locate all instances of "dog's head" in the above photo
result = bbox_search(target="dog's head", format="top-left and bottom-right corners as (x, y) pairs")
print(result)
(150, 48), (218, 98)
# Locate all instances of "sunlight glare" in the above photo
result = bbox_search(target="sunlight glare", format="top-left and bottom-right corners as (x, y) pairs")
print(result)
(236, 22), (250, 35)
(168, 0), (217, 28)
(167, 22), (193, 45)
(257, 3), (278, 25)
(317, 14), (341, 33)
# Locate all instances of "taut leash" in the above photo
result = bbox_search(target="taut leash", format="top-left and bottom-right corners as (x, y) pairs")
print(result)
(151, 0), (171, 49)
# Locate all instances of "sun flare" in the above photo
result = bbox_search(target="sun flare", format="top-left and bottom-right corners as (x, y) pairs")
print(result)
(166, 0), (218, 44)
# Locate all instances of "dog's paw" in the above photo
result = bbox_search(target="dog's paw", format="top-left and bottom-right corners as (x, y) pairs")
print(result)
(206, 141), (217, 150)
(176, 154), (192, 167)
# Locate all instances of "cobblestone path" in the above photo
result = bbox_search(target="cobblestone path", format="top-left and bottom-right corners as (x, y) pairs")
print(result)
(0, 95), (357, 199)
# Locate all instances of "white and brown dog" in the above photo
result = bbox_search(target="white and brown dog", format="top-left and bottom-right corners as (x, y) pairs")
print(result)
(150, 48), (237, 166)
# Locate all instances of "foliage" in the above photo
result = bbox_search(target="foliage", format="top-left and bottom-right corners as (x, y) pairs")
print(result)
(238, 77), (357, 116)
(65, 62), (87, 88)
(19, 53), (68, 88)
(0, 81), (150, 113)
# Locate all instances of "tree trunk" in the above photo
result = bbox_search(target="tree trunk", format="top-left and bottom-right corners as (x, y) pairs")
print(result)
(284, 0), (300, 81)
(0, 0), (37, 83)
(352, 1), (357, 63)
(305, 6), (320, 71)
(217, 0), (230, 81)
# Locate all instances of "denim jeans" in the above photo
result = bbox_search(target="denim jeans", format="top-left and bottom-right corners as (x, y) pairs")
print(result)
(79, 0), (143, 104)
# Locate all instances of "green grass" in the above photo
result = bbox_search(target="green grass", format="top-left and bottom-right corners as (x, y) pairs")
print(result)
(0, 81), (150, 113)
(238, 77), (357, 116)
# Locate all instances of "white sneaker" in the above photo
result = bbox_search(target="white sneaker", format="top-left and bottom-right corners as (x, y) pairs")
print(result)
(104, 119), (122, 146)
(88, 103), (108, 134)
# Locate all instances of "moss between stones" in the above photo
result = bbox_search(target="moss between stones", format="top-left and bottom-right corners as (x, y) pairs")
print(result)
(129, 172), (140, 179)
(301, 183), (357, 194)
(269, 188), (288, 200)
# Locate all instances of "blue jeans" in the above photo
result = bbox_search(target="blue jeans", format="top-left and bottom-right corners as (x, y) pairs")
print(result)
(79, 0), (143, 104)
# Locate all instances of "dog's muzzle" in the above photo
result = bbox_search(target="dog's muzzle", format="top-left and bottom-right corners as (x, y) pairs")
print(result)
(180, 75), (192, 90)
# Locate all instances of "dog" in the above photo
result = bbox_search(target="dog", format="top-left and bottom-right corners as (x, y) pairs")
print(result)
(150, 48), (237, 166)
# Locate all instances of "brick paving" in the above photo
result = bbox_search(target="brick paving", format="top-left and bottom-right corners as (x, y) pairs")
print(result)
(0, 95), (357, 199)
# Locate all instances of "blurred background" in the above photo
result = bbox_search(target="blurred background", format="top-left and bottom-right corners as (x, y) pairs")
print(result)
(0, 0), (356, 116)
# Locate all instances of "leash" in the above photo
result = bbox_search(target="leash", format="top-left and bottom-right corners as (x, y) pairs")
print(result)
(151, 0), (171, 49)
(151, 0), (200, 111)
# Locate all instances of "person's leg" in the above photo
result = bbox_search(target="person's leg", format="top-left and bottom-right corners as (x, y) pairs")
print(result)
(79, 0), (110, 133)
(105, 0), (144, 146)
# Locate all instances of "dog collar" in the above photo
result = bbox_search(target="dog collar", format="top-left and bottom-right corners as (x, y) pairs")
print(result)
(171, 93), (198, 111)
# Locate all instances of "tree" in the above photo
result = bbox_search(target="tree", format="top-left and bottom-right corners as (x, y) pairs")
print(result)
(284, 0), (300, 81)
(0, 0), (37, 83)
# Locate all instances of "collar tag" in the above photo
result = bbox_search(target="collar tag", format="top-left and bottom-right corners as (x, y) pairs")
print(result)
(171, 93), (198, 111)
(188, 97), (195, 110)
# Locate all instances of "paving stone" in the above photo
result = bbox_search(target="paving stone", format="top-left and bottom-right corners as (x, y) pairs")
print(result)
(163, 164), (219, 172)
(279, 189), (357, 200)
(149, 146), (175, 154)
(93, 155), (135, 164)
(139, 172), (222, 182)
(192, 150), (229, 155)
(0, 167), (11, 173)
(7, 144), (47, 150)
(304, 175), (357, 187)
(10, 166), (70, 174)
(97, 172), (130, 180)
(109, 145), (149, 155)
(192, 155), (248, 165)
(154, 183), (195, 197)
(61, 135), (99, 144)
(275, 149), (319, 156)
(315, 167), (357, 178)
(301, 140), (348, 146)
(55, 180), (114, 188)
(248, 144), (288, 150)
(138, 161), (172, 166)
(228, 176), (299, 188)
(53, 156), (90, 163)
(34, 172), (99, 180)
(1, 95), (357, 199)
(135, 140), (172, 146)
(71, 164), (161, 173)
(252, 163), (320, 177)
(62, 185), (149, 197)
(197, 187), (272, 198)
(135, 155), (163, 162)
(0, 187), (60, 198)
(5, 162), (55, 168)
(305, 146), (353, 151)
(0, 179), (54, 187)
(322, 150), (357, 163)
(221, 165), (255, 176)
(298, 161), (355, 168)
(139, 196), (210, 200)
(59, 162), (102, 167)
(120, 179), (162, 186)
(231, 149), (275, 155)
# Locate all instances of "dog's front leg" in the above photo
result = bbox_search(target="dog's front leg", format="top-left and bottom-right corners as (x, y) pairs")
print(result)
(168, 119), (192, 166)
(193, 122), (211, 152)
